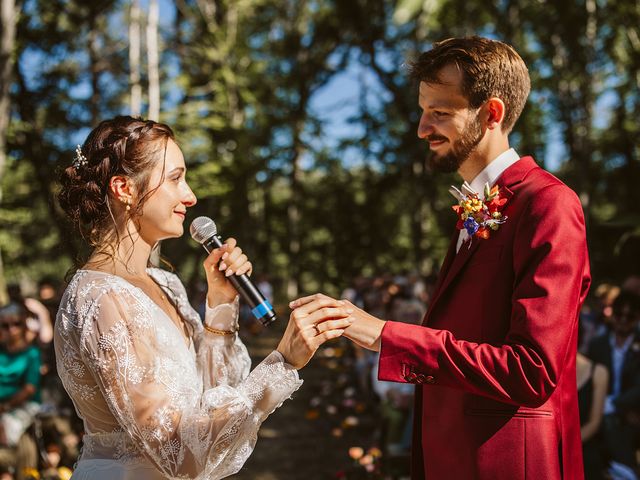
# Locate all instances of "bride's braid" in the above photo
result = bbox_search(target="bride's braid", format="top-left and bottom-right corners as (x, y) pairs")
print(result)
(58, 116), (175, 248)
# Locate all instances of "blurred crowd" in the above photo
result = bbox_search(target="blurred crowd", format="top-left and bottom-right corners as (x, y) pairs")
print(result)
(0, 271), (638, 480)
(336, 273), (640, 480)
(340, 274), (434, 461)
(0, 279), (78, 480)
(576, 276), (640, 480)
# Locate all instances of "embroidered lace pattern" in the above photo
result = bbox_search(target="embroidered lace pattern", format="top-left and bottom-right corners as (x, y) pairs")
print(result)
(54, 268), (302, 479)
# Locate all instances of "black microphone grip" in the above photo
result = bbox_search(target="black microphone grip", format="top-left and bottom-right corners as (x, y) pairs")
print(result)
(202, 234), (276, 326)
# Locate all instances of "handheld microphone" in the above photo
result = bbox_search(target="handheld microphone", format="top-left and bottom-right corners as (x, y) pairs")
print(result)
(190, 216), (276, 326)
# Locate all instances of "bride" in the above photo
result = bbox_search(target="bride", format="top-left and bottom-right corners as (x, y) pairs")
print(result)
(54, 116), (352, 479)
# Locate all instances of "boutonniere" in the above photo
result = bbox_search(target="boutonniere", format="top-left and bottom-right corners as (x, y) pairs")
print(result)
(449, 181), (508, 241)
(632, 342), (640, 353)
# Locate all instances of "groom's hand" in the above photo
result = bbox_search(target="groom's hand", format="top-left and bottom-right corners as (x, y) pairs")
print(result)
(339, 300), (386, 351)
(290, 295), (386, 352)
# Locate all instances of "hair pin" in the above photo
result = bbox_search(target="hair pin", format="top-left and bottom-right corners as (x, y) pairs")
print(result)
(73, 145), (88, 170)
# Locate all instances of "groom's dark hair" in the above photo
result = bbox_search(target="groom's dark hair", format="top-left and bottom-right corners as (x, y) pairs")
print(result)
(409, 36), (530, 133)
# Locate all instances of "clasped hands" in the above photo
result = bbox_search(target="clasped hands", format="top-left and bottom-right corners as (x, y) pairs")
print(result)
(277, 293), (386, 369)
(201, 240), (385, 369)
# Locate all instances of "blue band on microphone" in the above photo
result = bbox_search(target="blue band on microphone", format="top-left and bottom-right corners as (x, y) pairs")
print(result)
(252, 301), (273, 319)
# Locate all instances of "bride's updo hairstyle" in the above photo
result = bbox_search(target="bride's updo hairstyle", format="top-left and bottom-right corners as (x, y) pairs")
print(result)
(58, 116), (175, 249)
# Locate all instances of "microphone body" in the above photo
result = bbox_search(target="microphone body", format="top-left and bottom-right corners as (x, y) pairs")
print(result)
(196, 226), (276, 326)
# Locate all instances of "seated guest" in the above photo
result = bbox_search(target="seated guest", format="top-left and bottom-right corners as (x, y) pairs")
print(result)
(587, 291), (640, 472)
(579, 284), (618, 353)
(577, 322), (609, 480)
(7, 284), (53, 347)
(0, 303), (41, 448)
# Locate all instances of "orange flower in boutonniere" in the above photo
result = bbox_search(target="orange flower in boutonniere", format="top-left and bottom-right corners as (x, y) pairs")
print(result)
(450, 182), (508, 242)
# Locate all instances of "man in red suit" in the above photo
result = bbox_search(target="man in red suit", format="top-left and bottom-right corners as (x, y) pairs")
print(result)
(292, 36), (590, 479)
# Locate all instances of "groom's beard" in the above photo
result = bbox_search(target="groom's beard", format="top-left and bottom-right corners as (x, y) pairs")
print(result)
(428, 114), (483, 173)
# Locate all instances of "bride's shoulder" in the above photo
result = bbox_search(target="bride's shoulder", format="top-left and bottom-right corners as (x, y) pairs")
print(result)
(56, 270), (137, 339)
(59, 270), (138, 315)
(69, 269), (134, 295)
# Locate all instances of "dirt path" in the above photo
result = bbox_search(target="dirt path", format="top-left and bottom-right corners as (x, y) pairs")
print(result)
(231, 320), (384, 480)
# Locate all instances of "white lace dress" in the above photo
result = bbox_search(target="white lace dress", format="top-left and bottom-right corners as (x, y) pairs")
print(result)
(54, 268), (302, 480)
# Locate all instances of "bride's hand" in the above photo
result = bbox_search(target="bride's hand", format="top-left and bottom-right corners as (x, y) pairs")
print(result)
(277, 294), (353, 369)
(203, 237), (252, 307)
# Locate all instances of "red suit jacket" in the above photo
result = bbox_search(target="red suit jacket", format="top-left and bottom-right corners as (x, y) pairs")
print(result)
(378, 157), (591, 479)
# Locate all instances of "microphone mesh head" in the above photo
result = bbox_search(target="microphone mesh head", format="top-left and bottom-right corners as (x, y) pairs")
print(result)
(190, 216), (217, 244)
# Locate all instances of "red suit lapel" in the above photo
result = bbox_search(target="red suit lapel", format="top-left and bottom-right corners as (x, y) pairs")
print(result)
(422, 156), (536, 326)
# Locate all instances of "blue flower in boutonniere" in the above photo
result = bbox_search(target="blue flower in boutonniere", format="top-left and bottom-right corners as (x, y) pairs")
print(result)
(463, 216), (479, 236)
(450, 181), (508, 241)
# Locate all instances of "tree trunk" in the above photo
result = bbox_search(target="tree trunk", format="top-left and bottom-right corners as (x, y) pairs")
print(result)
(0, 0), (18, 304)
(145, 0), (161, 266)
(0, 0), (17, 189)
(129, 0), (142, 116)
(287, 157), (302, 299)
(87, 11), (101, 125)
(260, 176), (273, 276)
(286, 113), (306, 299)
(14, 67), (79, 265)
(147, 0), (159, 121)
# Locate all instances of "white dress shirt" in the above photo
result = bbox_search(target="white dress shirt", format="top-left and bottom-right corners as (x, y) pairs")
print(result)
(456, 148), (521, 253)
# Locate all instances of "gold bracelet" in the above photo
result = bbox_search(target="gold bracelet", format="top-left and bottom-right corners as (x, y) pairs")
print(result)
(204, 324), (237, 336)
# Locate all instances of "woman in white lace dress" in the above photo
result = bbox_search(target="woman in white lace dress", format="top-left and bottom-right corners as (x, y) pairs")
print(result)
(54, 116), (353, 479)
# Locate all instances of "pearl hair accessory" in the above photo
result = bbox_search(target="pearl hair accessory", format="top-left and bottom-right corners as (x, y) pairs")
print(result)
(72, 145), (88, 170)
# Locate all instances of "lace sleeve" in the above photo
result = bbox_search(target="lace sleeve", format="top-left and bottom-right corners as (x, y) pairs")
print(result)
(197, 298), (252, 389)
(81, 289), (302, 480)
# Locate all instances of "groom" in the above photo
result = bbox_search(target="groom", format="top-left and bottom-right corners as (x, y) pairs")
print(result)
(292, 37), (590, 479)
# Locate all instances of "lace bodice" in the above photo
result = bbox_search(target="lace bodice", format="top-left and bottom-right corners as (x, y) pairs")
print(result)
(54, 268), (302, 480)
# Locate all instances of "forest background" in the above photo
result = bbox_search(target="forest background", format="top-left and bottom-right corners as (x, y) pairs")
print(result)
(0, 0), (638, 304)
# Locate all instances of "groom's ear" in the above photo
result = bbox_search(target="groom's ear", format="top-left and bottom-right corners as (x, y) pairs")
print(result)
(483, 98), (506, 131)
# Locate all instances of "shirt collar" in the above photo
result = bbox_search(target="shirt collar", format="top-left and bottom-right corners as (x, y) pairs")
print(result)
(469, 148), (520, 194)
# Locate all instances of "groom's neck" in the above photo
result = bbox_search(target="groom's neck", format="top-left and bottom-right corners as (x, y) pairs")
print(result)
(458, 136), (511, 183)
